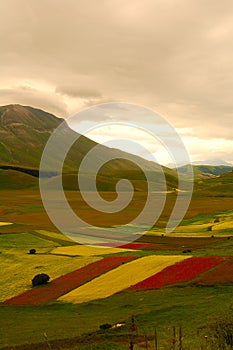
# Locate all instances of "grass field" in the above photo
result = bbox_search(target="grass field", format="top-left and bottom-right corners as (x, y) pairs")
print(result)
(1, 286), (233, 349)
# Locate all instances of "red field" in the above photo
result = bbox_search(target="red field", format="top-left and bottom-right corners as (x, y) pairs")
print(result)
(130, 256), (226, 290)
(93, 242), (156, 249)
(3, 255), (137, 305)
(196, 257), (233, 285)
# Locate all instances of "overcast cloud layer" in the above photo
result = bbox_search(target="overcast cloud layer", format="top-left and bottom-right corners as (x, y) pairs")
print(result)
(0, 0), (233, 164)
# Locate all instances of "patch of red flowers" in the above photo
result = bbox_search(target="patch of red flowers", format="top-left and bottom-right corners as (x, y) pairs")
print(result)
(130, 256), (225, 290)
(196, 257), (233, 285)
(93, 242), (156, 249)
(120, 243), (156, 249)
(3, 255), (137, 305)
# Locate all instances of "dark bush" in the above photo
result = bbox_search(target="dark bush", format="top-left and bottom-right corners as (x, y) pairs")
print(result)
(32, 273), (50, 287)
(29, 248), (36, 254)
(99, 323), (112, 330)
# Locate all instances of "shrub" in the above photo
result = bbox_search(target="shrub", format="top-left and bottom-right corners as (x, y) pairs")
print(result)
(29, 248), (36, 254)
(32, 273), (50, 287)
(99, 323), (112, 330)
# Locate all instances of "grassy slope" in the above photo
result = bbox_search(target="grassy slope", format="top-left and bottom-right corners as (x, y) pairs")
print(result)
(0, 170), (38, 190)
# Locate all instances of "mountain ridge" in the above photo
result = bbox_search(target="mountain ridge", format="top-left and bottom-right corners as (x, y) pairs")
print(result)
(0, 104), (178, 191)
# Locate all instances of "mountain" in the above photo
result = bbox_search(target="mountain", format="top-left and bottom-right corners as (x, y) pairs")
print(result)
(0, 104), (177, 191)
(192, 158), (233, 166)
(178, 164), (233, 179)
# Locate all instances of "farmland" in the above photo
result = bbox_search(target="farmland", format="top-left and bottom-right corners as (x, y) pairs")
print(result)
(58, 255), (187, 304)
(1, 189), (233, 349)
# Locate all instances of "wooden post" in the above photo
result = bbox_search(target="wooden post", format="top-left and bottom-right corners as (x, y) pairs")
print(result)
(171, 326), (176, 350)
(179, 326), (182, 350)
(43, 332), (52, 350)
(145, 333), (149, 349)
(154, 327), (158, 350)
(129, 339), (134, 350)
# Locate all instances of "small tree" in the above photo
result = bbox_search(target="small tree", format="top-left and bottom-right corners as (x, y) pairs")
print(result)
(29, 248), (36, 254)
(32, 273), (50, 287)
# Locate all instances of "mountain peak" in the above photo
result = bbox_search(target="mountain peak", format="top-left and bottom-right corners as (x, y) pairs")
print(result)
(0, 104), (62, 130)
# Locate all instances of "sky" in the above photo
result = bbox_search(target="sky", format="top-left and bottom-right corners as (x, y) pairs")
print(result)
(0, 0), (233, 165)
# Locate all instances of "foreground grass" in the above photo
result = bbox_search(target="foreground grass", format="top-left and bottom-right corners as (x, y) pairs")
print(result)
(1, 286), (233, 349)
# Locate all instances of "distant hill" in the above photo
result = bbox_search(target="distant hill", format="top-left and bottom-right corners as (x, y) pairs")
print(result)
(178, 164), (233, 179)
(193, 170), (233, 197)
(0, 104), (178, 191)
(192, 158), (233, 166)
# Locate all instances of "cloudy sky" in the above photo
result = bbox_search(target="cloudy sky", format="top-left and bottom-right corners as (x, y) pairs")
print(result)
(0, 0), (233, 165)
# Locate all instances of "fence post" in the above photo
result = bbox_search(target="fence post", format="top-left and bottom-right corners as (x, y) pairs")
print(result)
(154, 327), (158, 350)
(179, 326), (183, 350)
(171, 326), (176, 350)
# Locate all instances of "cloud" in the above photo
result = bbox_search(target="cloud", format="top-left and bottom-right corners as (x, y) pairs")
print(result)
(0, 0), (233, 161)
(55, 85), (102, 99)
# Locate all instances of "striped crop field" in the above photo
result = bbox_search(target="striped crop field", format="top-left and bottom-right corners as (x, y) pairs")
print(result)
(51, 245), (135, 256)
(3, 256), (137, 305)
(196, 257), (233, 285)
(59, 255), (187, 304)
(130, 256), (225, 290)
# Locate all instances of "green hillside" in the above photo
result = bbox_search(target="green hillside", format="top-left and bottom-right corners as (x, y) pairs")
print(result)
(0, 104), (178, 191)
(0, 169), (38, 190)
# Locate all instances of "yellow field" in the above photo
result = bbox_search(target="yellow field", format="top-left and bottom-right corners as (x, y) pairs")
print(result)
(0, 222), (13, 226)
(59, 255), (188, 304)
(174, 223), (211, 233)
(0, 250), (100, 302)
(35, 230), (75, 242)
(212, 220), (233, 231)
(51, 245), (135, 257)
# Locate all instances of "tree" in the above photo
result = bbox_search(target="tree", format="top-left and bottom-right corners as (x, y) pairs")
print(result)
(32, 273), (50, 287)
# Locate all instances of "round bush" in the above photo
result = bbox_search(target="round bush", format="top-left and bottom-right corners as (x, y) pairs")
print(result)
(32, 273), (50, 287)
(99, 323), (112, 330)
(29, 248), (36, 254)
